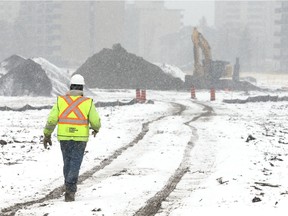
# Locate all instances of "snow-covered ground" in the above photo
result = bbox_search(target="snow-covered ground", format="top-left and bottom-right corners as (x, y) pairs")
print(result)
(1, 74), (288, 215)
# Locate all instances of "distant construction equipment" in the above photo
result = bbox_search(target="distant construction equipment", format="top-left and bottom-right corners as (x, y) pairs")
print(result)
(185, 27), (231, 89)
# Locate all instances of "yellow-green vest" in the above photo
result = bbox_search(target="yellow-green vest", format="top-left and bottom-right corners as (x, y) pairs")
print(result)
(57, 95), (92, 140)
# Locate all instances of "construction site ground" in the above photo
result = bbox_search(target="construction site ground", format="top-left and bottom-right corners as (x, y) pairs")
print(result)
(1, 81), (288, 215)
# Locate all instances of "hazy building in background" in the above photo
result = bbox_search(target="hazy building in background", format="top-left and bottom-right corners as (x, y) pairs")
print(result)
(214, 1), (278, 72)
(15, 1), (125, 67)
(158, 26), (194, 70)
(15, 2), (62, 65)
(1, 1), (286, 74)
(124, 1), (182, 63)
(90, 1), (125, 54)
(52, 1), (125, 66)
(3, 1), (182, 68)
(0, 2), (21, 61)
(275, 1), (288, 72)
(0, 2), (20, 23)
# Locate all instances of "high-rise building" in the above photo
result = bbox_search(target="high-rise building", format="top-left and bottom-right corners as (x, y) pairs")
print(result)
(59, 1), (124, 66)
(214, 1), (278, 71)
(16, 1), (125, 67)
(275, 1), (288, 72)
(16, 2), (63, 64)
(9, 1), (182, 67)
(0, 2), (21, 60)
(124, 2), (182, 63)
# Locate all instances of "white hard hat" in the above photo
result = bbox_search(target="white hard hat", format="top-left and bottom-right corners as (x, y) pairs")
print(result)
(70, 74), (85, 85)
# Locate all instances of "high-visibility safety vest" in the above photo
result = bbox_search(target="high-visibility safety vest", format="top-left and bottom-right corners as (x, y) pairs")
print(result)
(57, 95), (92, 139)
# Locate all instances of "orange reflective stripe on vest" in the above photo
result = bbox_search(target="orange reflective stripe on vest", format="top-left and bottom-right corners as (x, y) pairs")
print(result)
(58, 96), (90, 125)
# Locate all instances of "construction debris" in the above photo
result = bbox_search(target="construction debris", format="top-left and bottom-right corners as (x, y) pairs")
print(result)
(246, 135), (256, 142)
(0, 55), (75, 96)
(216, 177), (229, 184)
(254, 182), (280, 188)
(252, 196), (262, 203)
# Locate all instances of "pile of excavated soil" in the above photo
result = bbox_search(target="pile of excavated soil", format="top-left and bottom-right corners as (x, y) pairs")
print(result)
(0, 55), (26, 77)
(74, 44), (184, 90)
(0, 59), (52, 96)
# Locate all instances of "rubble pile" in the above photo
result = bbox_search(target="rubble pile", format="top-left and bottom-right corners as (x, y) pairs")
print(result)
(0, 55), (74, 96)
(0, 55), (26, 77)
(75, 44), (184, 90)
(0, 59), (52, 96)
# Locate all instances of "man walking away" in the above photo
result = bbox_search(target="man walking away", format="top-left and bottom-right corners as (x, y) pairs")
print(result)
(43, 74), (101, 202)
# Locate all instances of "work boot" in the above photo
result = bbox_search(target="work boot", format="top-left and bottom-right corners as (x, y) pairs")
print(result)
(61, 185), (66, 194)
(65, 191), (75, 202)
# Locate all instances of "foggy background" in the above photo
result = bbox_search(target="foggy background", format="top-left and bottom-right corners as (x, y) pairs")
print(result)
(0, 1), (287, 73)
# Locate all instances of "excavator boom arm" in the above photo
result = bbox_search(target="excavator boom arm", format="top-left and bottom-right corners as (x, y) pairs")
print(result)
(191, 27), (212, 76)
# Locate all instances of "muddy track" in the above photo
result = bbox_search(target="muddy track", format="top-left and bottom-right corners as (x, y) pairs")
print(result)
(134, 101), (214, 216)
(1, 102), (186, 216)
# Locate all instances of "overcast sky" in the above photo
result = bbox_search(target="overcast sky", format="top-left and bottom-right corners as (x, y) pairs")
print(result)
(165, 1), (215, 26)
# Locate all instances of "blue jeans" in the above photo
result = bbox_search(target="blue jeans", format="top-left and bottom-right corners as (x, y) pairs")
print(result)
(60, 140), (87, 193)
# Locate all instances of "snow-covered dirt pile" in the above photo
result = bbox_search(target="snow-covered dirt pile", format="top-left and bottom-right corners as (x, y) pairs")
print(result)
(0, 55), (26, 78)
(0, 55), (71, 96)
(0, 59), (52, 96)
(74, 44), (184, 90)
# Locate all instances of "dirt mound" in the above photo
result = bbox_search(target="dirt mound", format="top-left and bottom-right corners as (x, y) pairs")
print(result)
(0, 55), (26, 77)
(0, 59), (52, 96)
(74, 44), (184, 90)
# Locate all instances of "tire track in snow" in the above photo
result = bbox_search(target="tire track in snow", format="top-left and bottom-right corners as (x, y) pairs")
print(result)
(1, 102), (185, 216)
(134, 101), (214, 216)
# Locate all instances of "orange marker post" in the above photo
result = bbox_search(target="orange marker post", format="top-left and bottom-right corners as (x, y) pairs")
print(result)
(141, 89), (146, 102)
(191, 86), (196, 99)
(210, 88), (215, 101)
(136, 89), (141, 102)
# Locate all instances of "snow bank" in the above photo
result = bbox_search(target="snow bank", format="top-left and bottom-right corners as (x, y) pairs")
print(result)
(154, 63), (186, 82)
(33, 57), (70, 96)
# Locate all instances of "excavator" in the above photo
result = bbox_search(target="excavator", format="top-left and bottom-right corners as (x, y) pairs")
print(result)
(191, 27), (212, 78)
(185, 27), (230, 88)
(186, 28), (260, 91)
